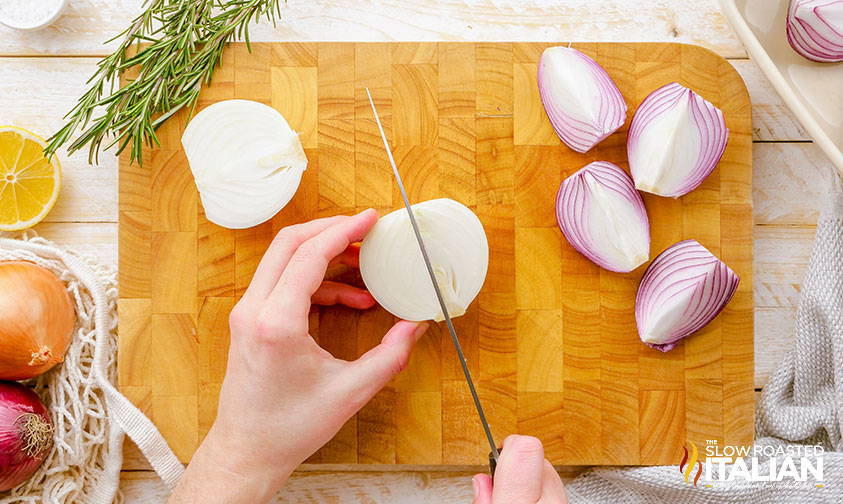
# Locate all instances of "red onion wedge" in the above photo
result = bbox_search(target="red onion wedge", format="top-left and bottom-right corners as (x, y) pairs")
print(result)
(538, 46), (628, 153)
(635, 239), (740, 352)
(556, 161), (650, 273)
(628, 82), (729, 198)
(787, 0), (843, 63)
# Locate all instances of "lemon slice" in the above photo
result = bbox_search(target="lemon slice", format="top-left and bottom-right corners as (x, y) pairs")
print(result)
(0, 126), (61, 231)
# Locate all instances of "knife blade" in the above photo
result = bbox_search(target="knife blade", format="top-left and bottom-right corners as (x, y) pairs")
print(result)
(366, 88), (500, 473)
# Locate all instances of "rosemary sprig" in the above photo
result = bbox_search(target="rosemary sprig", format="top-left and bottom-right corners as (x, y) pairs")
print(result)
(46, 0), (282, 167)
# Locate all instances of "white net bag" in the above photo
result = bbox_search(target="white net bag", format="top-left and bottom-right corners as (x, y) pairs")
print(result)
(0, 235), (183, 503)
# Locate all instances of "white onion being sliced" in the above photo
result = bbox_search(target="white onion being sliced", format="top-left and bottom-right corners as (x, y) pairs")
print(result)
(636, 239), (740, 352)
(181, 99), (308, 229)
(556, 161), (650, 273)
(628, 82), (729, 198)
(787, 0), (843, 63)
(537, 46), (628, 153)
(359, 199), (488, 322)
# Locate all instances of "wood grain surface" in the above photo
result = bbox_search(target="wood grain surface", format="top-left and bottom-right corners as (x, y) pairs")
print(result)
(0, 0), (829, 499)
(117, 41), (754, 466)
(0, 0), (747, 58)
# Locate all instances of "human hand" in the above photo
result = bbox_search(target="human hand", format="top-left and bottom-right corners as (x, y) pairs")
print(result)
(169, 209), (428, 503)
(472, 435), (568, 504)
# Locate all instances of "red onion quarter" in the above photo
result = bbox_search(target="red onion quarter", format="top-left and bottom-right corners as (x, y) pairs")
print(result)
(556, 161), (650, 273)
(628, 82), (729, 198)
(787, 0), (843, 63)
(0, 381), (53, 492)
(635, 239), (740, 352)
(538, 46), (627, 153)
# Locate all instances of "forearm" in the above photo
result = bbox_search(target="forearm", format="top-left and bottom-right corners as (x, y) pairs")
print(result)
(168, 425), (295, 504)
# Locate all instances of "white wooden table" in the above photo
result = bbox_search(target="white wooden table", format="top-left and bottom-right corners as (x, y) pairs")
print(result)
(0, 0), (828, 501)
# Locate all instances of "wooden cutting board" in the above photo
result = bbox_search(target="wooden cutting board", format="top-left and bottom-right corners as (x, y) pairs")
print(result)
(118, 42), (753, 466)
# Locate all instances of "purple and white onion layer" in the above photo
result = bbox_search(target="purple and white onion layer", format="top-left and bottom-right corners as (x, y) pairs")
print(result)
(787, 0), (843, 63)
(635, 239), (739, 352)
(628, 82), (729, 198)
(556, 161), (650, 273)
(538, 47), (628, 153)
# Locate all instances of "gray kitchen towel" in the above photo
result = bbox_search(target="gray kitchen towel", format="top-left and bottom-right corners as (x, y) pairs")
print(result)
(566, 183), (843, 503)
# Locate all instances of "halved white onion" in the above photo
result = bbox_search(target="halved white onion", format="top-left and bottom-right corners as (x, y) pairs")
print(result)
(537, 46), (628, 153)
(556, 161), (650, 273)
(628, 82), (729, 198)
(787, 0), (843, 63)
(181, 99), (308, 229)
(636, 239), (740, 352)
(359, 199), (488, 322)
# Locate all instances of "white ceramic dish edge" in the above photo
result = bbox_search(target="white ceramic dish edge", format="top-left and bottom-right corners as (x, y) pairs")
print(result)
(0, 0), (69, 31)
(719, 0), (843, 176)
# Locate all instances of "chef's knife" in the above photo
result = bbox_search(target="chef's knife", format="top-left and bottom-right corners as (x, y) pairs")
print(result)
(366, 88), (500, 476)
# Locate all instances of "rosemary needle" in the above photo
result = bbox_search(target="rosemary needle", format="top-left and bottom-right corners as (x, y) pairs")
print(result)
(45, 0), (283, 167)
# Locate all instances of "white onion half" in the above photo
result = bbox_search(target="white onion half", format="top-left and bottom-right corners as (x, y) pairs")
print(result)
(359, 199), (488, 322)
(537, 46), (628, 153)
(636, 239), (740, 352)
(787, 0), (843, 63)
(181, 99), (308, 229)
(628, 82), (729, 198)
(556, 161), (650, 273)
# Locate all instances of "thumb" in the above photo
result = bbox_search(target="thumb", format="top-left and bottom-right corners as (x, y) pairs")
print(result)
(472, 474), (493, 504)
(491, 435), (545, 503)
(343, 320), (428, 400)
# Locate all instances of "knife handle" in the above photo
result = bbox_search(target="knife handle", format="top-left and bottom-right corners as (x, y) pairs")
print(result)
(489, 448), (501, 478)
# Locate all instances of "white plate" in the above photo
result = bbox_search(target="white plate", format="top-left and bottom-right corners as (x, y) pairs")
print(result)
(720, 0), (843, 175)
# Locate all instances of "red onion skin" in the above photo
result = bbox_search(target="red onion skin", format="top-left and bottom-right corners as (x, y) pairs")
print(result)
(636, 240), (739, 352)
(0, 381), (52, 492)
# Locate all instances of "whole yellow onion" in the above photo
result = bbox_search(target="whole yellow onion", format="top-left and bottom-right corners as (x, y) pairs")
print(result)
(0, 261), (75, 380)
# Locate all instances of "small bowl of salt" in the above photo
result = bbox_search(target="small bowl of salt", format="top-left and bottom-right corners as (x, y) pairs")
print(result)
(0, 0), (69, 31)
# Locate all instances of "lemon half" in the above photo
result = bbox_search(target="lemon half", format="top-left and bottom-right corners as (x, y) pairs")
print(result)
(0, 126), (61, 231)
